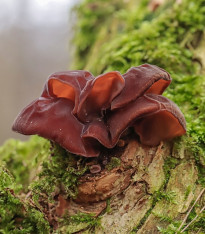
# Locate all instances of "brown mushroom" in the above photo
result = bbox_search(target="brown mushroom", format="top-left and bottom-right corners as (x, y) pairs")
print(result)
(90, 164), (102, 174)
(108, 94), (186, 146)
(12, 64), (186, 157)
(111, 64), (171, 110)
(77, 71), (125, 122)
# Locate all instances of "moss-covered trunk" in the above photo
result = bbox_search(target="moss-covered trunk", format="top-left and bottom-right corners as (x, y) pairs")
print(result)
(0, 135), (204, 233)
(0, 0), (205, 233)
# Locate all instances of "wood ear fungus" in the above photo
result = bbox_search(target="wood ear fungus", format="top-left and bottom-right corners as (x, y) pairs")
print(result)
(12, 64), (186, 157)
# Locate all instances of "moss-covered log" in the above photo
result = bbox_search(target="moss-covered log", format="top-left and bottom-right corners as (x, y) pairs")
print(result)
(1, 0), (205, 233)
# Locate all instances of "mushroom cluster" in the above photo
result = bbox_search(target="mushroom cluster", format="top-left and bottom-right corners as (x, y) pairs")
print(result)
(12, 64), (186, 157)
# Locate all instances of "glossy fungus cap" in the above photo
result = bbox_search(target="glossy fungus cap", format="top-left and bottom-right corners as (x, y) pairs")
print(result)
(12, 64), (186, 157)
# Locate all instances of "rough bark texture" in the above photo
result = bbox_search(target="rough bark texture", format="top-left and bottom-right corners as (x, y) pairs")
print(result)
(52, 137), (200, 233)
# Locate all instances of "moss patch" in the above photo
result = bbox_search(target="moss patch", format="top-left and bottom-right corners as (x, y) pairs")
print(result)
(0, 165), (50, 233)
(58, 213), (101, 233)
(31, 143), (88, 205)
(105, 157), (121, 171)
(0, 136), (49, 191)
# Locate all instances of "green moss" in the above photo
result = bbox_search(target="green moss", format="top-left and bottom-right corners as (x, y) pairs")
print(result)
(0, 165), (50, 234)
(132, 157), (194, 232)
(197, 166), (205, 186)
(157, 222), (180, 234)
(163, 157), (180, 185)
(74, 0), (204, 74)
(70, 213), (100, 226)
(153, 191), (177, 204)
(153, 212), (173, 223)
(158, 205), (205, 234)
(131, 203), (154, 233)
(105, 198), (112, 214)
(20, 208), (50, 234)
(131, 189), (178, 232)
(0, 137), (90, 231)
(31, 143), (88, 204)
(72, 0), (127, 69)
(0, 136), (49, 191)
(58, 213), (101, 233)
(105, 157), (121, 171)
(0, 166), (23, 229)
(184, 185), (192, 201)
(184, 206), (205, 233)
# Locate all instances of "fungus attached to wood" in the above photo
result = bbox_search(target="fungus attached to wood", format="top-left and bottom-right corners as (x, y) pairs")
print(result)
(90, 164), (102, 174)
(12, 64), (186, 157)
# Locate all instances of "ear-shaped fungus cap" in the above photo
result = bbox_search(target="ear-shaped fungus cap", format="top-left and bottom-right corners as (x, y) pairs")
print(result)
(77, 71), (125, 122)
(108, 94), (186, 147)
(111, 64), (171, 110)
(12, 64), (186, 157)
(12, 70), (125, 157)
(41, 70), (94, 114)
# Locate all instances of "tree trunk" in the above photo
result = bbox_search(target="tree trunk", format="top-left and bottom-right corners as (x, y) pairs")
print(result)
(48, 137), (201, 233)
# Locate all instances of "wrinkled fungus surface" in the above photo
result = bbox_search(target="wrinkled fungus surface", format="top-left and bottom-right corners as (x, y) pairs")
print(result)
(12, 64), (186, 157)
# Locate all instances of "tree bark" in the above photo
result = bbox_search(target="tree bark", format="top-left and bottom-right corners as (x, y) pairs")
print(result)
(50, 136), (201, 233)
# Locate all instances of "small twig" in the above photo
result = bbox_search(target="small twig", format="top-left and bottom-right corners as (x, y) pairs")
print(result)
(181, 205), (205, 233)
(25, 190), (32, 200)
(176, 188), (205, 233)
